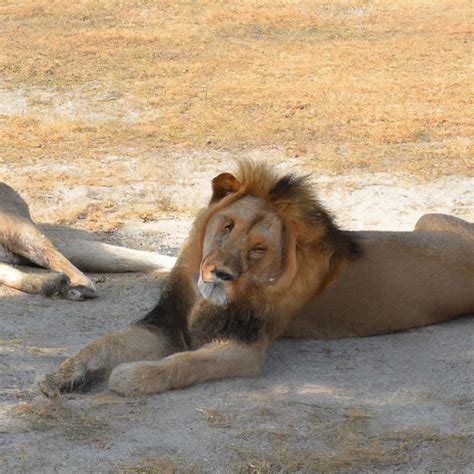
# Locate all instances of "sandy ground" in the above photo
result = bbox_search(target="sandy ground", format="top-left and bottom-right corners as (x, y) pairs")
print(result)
(80, 161), (474, 251)
(1, 175), (473, 473)
(1, 2), (472, 470)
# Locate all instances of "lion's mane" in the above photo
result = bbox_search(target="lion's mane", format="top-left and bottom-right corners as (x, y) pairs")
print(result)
(144, 161), (361, 343)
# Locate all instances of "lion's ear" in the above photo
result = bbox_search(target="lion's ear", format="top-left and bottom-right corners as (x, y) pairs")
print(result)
(210, 173), (241, 203)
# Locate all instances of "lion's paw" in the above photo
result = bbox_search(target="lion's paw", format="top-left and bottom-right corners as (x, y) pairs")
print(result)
(37, 355), (106, 397)
(37, 372), (64, 398)
(65, 284), (97, 301)
(109, 360), (171, 397)
(41, 272), (70, 298)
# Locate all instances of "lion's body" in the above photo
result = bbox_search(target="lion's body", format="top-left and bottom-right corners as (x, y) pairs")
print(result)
(0, 182), (97, 300)
(0, 182), (174, 300)
(39, 162), (474, 398)
(287, 230), (474, 339)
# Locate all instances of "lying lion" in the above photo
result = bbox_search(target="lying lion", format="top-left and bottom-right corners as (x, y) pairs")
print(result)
(39, 161), (473, 397)
(0, 182), (175, 300)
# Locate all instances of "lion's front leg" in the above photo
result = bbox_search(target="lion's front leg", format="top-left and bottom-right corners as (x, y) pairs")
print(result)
(108, 340), (268, 397)
(38, 324), (176, 397)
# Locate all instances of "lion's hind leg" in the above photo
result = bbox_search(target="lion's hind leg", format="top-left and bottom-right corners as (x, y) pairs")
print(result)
(415, 214), (473, 240)
(108, 339), (267, 397)
(1, 183), (96, 300)
(7, 223), (97, 300)
(38, 324), (176, 397)
(0, 262), (69, 297)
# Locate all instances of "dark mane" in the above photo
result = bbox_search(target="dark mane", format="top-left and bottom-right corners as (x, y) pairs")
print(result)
(234, 160), (361, 261)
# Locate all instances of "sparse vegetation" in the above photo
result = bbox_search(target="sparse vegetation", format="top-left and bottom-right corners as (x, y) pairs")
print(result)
(11, 399), (109, 445)
(237, 407), (473, 473)
(0, 0), (471, 228)
(117, 454), (195, 474)
(196, 407), (234, 428)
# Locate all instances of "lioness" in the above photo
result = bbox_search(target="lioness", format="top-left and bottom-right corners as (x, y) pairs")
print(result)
(0, 182), (96, 300)
(39, 162), (474, 397)
(0, 182), (175, 300)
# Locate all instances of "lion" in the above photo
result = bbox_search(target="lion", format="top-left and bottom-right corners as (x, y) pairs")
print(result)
(38, 161), (474, 397)
(0, 182), (175, 300)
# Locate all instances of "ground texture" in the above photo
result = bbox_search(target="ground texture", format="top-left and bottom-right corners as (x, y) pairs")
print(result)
(1, 0), (472, 231)
(1, 275), (473, 473)
(1, 0), (473, 472)
(1, 177), (473, 472)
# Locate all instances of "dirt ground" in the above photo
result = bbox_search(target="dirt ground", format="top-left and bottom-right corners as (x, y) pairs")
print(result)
(1, 0), (473, 472)
(1, 281), (473, 473)
(1, 174), (473, 473)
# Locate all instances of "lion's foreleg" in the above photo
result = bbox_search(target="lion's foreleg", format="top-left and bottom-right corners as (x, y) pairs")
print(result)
(108, 339), (268, 397)
(39, 268), (195, 397)
(38, 324), (176, 397)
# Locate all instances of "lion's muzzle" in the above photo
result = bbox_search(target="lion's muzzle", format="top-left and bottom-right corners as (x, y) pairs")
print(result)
(201, 259), (240, 283)
(197, 276), (229, 306)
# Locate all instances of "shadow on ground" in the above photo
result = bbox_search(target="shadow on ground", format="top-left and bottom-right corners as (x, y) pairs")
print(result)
(1, 273), (472, 472)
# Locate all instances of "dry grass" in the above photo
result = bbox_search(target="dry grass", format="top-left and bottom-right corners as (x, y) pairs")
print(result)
(10, 399), (109, 445)
(0, 0), (472, 226)
(196, 407), (234, 428)
(117, 454), (195, 474)
(239, 432), (473, 473)
(237, 406), (473, 472)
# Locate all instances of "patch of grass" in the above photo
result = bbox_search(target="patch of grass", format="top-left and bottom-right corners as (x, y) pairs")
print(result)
(235, 405), (473, 472)
(196, 407), (233, 428)
(155, 196), (178, 214)
(116, 454), (195, 474)
(11, 399), (109, 445)
(0, 338), (24, 347)
(238, 429), (473, 473)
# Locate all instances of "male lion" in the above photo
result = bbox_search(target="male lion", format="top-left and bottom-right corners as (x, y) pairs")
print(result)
(39, 161), (474, 397)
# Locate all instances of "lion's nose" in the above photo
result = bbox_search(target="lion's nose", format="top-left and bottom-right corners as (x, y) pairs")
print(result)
(212, 267), (236, 281)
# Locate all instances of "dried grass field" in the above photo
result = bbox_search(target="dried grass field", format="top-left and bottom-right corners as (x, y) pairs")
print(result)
(1, 0), (472, 228)
(0, 1), (473, 473)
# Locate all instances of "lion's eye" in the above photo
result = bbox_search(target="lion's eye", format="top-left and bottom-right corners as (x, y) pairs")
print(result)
(248, 247), (266, 259)
(224, 222), (234, 233)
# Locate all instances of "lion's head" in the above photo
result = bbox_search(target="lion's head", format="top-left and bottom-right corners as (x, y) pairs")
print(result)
(198, 194), (285, 305)
(187, 161), (360, 318)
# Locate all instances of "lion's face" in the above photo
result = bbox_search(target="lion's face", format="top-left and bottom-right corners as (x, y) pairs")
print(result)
(198, 196), (284, 306)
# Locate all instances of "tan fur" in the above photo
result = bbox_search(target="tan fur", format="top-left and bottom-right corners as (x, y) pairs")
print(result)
(0, 262), (69, 297)
(109, 340), (266, 397)
(39, 164), (474, 398)
(0, 182), (175, 299)
(415, 213), (473, 239)
(38, 326), (175, 395)
(0, 183), (96, 300)
(285, 227), (474, 339)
